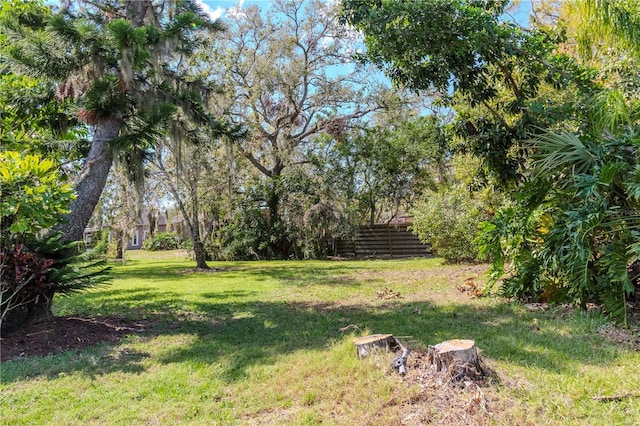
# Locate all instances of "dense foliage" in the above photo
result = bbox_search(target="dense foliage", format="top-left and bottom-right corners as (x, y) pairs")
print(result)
(412, 185), (491, 263)
(0, 152), (109, 332)
(141, 232), (183, 251)
(5, 0), (640, 327)
(340, 0), (592, 183)
(479, 91), (640, 324)
(1, 0), (231, 267)
(0, 152), (73, 241)
(341, 0), (640, 322)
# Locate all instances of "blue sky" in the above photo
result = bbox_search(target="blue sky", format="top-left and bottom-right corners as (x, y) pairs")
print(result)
(198, 0), (534, 26)
(43, 1), (534, 25)
(197, 0), (275, 21)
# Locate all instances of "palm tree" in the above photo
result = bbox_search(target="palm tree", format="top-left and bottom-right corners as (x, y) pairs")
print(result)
(4, 0), (232, 267)
(1, 0), (225, 244)
(0, 0), (228, 320)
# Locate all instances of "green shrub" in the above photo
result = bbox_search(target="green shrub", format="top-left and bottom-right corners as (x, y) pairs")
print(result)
(91, 238), (108, 256)
(0, 151), (109, 332)
(88, 230), (109, 256)
(141, 232), (181, 251)
(0, 152), (73, 242)
(211, 206), (272, 260)
(301, 201), (341, 259)
(478, 118), (640, 325)
(411, 185), (490, 263)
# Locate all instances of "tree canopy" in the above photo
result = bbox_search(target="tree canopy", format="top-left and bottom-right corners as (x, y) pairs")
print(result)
(340, 0), (640, 323)
(5, 0), (640, 327)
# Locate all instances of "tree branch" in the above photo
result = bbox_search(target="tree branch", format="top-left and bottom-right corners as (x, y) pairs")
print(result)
(482, 100), (506, 123)
(512, 45), (586, 87)
(495, 60), (521, 99)
(242, 150), (273, 177)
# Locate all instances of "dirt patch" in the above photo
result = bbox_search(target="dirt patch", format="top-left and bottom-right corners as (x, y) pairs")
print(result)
(368, 349), (509, 425)
(358, 264), (489, 302)
(596, 323), (640, 350)
(0, 316), (148, 362)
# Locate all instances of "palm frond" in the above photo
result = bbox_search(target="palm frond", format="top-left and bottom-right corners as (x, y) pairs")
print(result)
(30, 234), (112, 297)
(530, 131), (595, 176)
(110, 126), (164, 151)
(596, 240), (634, 326)
(600, 282), (628, 326)
(52, 259), (111, 296)
(599, 160), (629, 185)
(578, 0), (640, 58)
(625, 179), (640, 202)
(586, 90), (636, 136)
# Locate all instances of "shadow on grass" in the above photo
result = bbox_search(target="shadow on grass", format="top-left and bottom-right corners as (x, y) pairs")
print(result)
(107, 260), (368, 288)
(214, 261), (369, 287)
(1, 289), (621, 384)
(108, 262), (194, 281)
(150, 300), (615, 382)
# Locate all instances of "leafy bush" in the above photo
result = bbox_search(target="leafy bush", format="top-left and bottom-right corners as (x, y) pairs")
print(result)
(0, 152), (73, 241)
(478, 91), (640, 325)
(0, 244), (54, 327)
(211, 205), (273, 260)
(411, 185), (491, 263)
(0, 151), (109, 332)
(91, 233), (109, 256)
(301, 201), (342, 259)
(1, 234), (110, 332)
(106, 237), (122, 259)
(141, 232), (181, 251)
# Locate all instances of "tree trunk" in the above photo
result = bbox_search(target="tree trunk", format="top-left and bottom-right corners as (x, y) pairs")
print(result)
(266, 176), (291, 258)
(369, 194), (376, 225)
(1, 288), (55, 335)
(192, 239), (208, 269)
(267, 178), (280, 230)
(188, 176), (210, 269)
(427, 339), (493, 382)
(353, 334), (400, 359)
(153, 155), (210, 269)
(24, 117), (123, 330)
(148, 211), (157, 237)
(175, 207), (210, 268)
(27, 288), (55, 324)
(58, 117), (123, 244)
(173, 193), (209, 269)
(120, 230), (127, 265)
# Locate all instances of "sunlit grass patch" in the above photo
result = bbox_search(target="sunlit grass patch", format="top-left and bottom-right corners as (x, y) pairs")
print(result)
(2, 250), (639, 424)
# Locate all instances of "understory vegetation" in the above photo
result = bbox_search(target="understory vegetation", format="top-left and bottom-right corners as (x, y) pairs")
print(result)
(2, 252), (639, 425)
(4, 0), (640, 327)
(3, 9), (640, 426)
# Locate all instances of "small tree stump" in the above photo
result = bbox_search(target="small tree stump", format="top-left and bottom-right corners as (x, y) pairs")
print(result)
(353, 334), (400, 359)
(427, 339), (490, 382)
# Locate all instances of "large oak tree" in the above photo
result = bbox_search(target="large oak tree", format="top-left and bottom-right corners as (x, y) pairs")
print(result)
(213, 0), (398, 256)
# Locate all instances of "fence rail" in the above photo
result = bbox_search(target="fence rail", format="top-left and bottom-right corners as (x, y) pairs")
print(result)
(334, 223), (431, 258)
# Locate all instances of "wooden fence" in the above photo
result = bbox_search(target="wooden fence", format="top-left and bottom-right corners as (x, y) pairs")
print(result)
(333, 223), (431, 258)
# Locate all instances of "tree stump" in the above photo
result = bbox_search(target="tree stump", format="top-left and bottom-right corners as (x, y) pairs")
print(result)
(353, 334), (400, 359)
(427, 339), (490, 382)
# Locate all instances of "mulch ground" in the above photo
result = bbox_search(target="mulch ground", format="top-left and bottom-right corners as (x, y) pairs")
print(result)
(0, 316), (148, 362)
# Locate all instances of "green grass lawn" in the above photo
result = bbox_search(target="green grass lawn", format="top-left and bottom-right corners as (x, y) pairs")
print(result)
(2, 250), (639, 425)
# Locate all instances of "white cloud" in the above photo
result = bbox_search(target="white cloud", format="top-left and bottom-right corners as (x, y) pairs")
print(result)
(227, 0), (247, 20)
(195, 0), (224, 21)
(320, 36), (334, 48)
